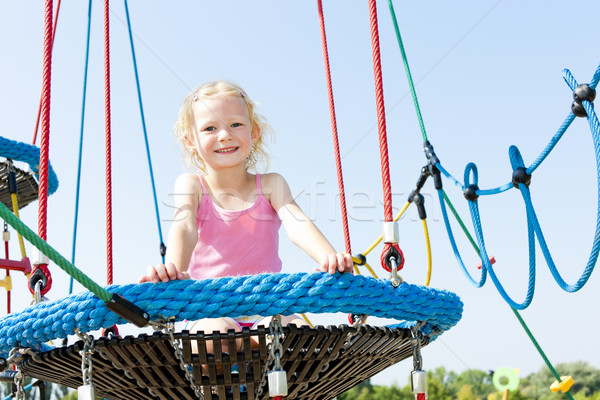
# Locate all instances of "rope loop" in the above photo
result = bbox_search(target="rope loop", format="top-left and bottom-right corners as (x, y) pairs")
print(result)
(380, 242), (404, 273)
(27, 264), (52, 296)
(463, 162), (479, 187)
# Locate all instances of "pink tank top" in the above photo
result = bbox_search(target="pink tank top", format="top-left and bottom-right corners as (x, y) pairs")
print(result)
(188, 174), (282, 279)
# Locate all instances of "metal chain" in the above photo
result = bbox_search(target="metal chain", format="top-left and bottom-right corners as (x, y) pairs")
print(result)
(165, 321), (204, 399)
(256, 314), (284, 398)
(76, 330), (95, 386)
(13, 369), (24, 400)
(410, 322), (425, 371)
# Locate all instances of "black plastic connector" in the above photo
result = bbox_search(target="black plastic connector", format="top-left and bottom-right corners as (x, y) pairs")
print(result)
(0, 370), (17, 383)
(28, 268), (48, 293)
(572, 83), (596, 117)
(160, 242), (167, 258)
(383, 245), (404, 272)
(423, 141), (440, 165)
(7, 170), (17, 195)
(102, 324), (120, 338)
(430, 164), (443, 190)
(105, 293), (150, 328)
(463, 184), (479, 202)
(409, 193), (427, 220)
(354, 253), (366, 266)
(512, 167), (532, 189)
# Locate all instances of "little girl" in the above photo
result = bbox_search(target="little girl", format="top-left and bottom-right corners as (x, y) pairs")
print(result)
(139, 81), (353, 345)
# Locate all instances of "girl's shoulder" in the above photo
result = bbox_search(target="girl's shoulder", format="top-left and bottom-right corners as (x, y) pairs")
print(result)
(260, 172), (288, 191)
(174, 173), (203, 201)
(260, 172), (292, 211)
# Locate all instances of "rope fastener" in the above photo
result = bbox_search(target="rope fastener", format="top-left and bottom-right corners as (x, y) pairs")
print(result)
(383, 221), (399, 244)
(389, 255), (403, 287)
(512, 167), (532, 189)
(571, 83), (596, 117)
(423, 141), (443, 190)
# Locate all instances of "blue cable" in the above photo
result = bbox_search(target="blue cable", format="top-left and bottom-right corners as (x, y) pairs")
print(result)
(464, 161), (537, 309)
(70, 0), (93, 295)
(124, 0), (165, 263)
(437, 189), (486, 287)
(2, 383), (33, 400)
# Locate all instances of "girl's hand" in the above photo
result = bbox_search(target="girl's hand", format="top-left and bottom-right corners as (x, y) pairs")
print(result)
(138, 263), (190, 283)
(316, 252), (354, 275)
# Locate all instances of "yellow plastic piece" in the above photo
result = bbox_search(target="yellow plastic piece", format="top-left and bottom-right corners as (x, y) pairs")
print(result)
(550, 376), (574, 393)
(0, 276), (12, 291)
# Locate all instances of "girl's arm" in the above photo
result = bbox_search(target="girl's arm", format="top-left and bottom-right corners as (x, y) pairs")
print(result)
(265, 173), (352, 274)
(138, 173), (200, 283)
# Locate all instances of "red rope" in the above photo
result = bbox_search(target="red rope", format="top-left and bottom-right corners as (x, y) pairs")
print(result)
(38, 0), (54, 242)
(104, 0), (113, 285)
(317, 0), (352, 255)
(368, 0), (393, 223)
(32, 0), (62, 146)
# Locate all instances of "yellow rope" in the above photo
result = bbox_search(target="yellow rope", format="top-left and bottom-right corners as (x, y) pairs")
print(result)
(10, 193), (27, 258)
(422, 218), (432, 286)
(362, 262), (379, 279)
(301, 313), (314, 328)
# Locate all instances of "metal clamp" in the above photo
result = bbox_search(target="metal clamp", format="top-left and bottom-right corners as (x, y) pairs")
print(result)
(389, 256), (403, 287)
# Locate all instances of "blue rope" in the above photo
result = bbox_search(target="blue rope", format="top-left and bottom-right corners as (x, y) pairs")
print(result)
(435, 163), (463, 190)
(437, 189), (486, 287)
(0, 272), (463, 358)
(438, 63), (600, 308)
(436, 162), (512, 196)
(123, 0), (165, 263)
(0, 137), (58, 195)
(70, 0), (93, 295)
(464, 161), (537, 309)
(2, 383), (33, 400)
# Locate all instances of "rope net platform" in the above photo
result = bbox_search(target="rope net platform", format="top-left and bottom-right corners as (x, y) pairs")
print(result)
(0, 161), (40, 210)
(17, 324), (426, 400)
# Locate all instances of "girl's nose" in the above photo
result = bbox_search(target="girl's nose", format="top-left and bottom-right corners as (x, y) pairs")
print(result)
(217, 127), (232, 140)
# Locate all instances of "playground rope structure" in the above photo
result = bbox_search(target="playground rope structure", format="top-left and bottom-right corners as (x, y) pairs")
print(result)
(384, 1), (597, 397)
(2, 2), (597, 398)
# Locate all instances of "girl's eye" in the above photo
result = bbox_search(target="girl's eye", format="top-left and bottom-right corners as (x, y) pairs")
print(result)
(204, 126), (216, 132)
(231, 122), (242, 128)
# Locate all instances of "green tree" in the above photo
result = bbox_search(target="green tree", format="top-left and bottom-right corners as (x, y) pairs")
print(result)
(456, 384), (478, 400)
(452, 369), (495, 398)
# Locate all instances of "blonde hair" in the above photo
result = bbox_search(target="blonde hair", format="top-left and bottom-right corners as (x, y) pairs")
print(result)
(174, 81), (272, 173)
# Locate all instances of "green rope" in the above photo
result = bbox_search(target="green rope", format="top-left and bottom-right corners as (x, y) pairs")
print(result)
(387, 0), (428, 141)
(442, 190), (480, 255)
(511, 308), (575, 400)
(0, 201), (111, 302)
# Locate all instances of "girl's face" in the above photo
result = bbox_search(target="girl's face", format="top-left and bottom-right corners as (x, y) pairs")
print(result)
(190, 95), (259, 172)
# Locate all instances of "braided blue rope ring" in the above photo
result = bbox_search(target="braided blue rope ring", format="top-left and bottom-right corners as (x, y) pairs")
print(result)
(0, 136), (59, 195)
(0, 272), (462, 358)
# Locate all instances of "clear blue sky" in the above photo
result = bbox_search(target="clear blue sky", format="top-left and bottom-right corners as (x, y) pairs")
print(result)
(1, 0), (599, 388)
